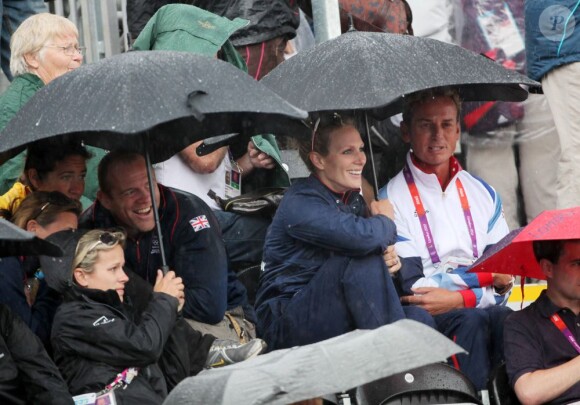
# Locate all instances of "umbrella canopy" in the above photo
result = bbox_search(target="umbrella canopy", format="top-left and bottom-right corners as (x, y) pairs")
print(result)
(261, 31), (539, 119)
(164, 319), (464, 405)
(0, 219), (63, 257)
(0, 50), (309, 163)
(470, 207), (580, 280)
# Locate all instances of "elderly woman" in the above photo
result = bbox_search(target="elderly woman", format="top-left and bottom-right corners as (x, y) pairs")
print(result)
(0, 191), (81, 346)
(0, 13), (105, 208)
(49, 229), (187, 402)
(255, 114), (434, 350)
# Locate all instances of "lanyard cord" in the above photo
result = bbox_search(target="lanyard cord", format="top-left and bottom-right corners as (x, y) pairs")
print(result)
(557, 0), (580, 57)
(550, 313), (580, 354)
(403, 163), (479, 265)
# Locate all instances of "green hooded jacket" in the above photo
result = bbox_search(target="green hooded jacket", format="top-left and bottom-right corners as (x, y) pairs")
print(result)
(133, 4), (290, 188)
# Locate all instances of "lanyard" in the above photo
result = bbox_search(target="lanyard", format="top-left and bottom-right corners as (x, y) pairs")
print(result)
(550, 313), (580, 355)
(403, 163), (479, 265)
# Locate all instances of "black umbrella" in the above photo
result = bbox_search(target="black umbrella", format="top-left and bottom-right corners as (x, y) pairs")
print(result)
(0, 219), (63, 257)
(0, 50), (309, 163)
(0, 50), (308, 269)
(261, 31), (539, 195)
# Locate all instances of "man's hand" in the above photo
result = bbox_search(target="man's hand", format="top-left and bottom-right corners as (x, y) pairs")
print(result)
(401, 287), (464, 316)
(154, 270), (185, 312)
(247, 141), (275, 170)
(493, 273), (514, 290)
(383, 245), (401, 274)
(370, 199), (394, 220)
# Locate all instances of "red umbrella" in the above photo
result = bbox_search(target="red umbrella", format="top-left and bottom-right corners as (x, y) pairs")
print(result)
(470, 207), (580, 280)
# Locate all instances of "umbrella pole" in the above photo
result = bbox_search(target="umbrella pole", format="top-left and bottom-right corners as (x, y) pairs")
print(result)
(364, 113), (380, 199)
(143, 139), (169, 274)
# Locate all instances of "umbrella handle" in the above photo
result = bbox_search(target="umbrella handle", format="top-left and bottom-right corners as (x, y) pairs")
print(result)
(144, 138), (169, 274)
(364, 113), (380, 199)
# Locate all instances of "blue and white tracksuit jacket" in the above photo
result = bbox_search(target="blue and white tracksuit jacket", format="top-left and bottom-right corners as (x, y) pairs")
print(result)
(379, 153), (511, 309)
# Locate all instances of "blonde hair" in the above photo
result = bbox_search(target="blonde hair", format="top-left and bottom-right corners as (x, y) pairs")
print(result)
(72, 229), (126, 274)
(10, 13), (79, 76)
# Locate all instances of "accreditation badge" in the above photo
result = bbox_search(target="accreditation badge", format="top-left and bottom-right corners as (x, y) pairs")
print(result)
(477, 1), (524, 58)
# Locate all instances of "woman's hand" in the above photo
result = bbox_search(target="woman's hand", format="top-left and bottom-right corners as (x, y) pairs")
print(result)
(383, 245), (401, 275)
(370, 199), (394, 220)
(154, 270), (185, 312)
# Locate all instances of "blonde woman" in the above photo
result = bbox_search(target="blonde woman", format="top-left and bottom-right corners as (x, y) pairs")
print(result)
(50, 229), (185, 403)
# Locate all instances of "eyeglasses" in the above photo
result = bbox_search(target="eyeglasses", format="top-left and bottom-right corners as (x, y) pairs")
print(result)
(30, 191), (75, 221)
(43, 44), (85, 56)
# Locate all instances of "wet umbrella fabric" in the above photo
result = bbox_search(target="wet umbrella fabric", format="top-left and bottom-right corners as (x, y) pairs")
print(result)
(0, 50), (309, 163)
(0, 50), (308, 269)
(164, 319), (464, 405)
(261, 31), (539, 119)
(0, 219), (62, 257)
(469, 207), (580, 280)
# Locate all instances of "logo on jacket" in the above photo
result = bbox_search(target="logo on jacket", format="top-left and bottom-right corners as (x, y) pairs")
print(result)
(93, 316), (115, 326)
(189, 215), (211, 232)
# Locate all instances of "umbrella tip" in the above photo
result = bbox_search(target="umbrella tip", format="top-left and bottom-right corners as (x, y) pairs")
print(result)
(347, 14), (357, 32)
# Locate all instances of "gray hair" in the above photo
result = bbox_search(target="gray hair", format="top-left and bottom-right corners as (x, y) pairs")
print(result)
(10, 13), (78, 77)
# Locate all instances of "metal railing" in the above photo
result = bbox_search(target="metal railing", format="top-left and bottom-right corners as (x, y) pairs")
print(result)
(48, 0), (129, 64)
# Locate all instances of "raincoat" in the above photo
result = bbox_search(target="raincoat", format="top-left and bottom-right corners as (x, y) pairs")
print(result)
(0, 304), (73, 405)
(525, 0), (580, 81)
(256, 175), (398, 337)
(189, 0), (299, 46)
(80, 184), (254, 324)
(51, 286), (177, 403)
(133, 3), (290, 190)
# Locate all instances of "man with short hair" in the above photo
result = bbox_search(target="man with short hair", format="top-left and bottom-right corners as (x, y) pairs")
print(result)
(80, 149), (258, 344)
(379, 87), (514, 390)
(504, 239), (580, 404)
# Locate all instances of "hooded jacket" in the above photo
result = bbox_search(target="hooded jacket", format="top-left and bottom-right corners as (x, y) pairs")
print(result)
(133, 3), (290, 190)
(80, 184), (254, 324)
(0, 304), (73, 405)
(51, 285), (178, 403)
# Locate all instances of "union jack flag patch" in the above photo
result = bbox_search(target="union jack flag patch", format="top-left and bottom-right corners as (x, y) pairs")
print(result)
(189, 215), (211, 232)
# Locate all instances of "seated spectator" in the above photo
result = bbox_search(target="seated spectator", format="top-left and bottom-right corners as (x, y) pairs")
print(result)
(0, 303), (73, 404)
(504, 239), (580, 404)
(0, 138), (92, 220)
(255, 114), (434, 351)
(49, 229), (265, 402)
(51, 228), (185, 402)
(0, 191), (80, 346)
(0, 13), (106, 205)
(134, 3), (288, 267)
(80, 150), (258, 343)
(379, 87), (514, 390)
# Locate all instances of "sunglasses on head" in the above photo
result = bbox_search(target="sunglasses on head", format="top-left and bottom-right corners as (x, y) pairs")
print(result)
(30, 191), (74, 221)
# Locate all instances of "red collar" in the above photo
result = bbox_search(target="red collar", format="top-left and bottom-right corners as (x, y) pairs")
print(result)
(410, 153), (462, 190)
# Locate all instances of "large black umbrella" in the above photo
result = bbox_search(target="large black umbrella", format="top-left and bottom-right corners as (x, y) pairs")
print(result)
(0, 219), (63, 257)
(261, 31), (539, 195)
(0, 50), (308, 163)
(0, 50), (308, 268)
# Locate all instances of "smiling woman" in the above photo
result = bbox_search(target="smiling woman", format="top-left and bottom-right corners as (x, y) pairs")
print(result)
(254, 113), (435, 351)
